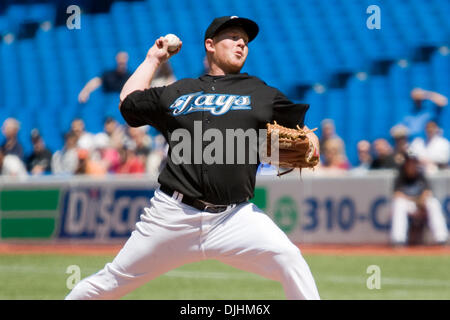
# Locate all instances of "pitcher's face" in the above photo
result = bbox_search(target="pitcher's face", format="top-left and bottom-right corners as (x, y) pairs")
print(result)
(210, 27), (249, 74)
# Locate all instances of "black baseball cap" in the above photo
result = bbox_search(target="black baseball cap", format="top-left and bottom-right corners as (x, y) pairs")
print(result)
(204, 16), (259, 43)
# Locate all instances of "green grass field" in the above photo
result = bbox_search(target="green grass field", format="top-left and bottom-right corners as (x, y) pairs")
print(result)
(1, 254), (449, 300)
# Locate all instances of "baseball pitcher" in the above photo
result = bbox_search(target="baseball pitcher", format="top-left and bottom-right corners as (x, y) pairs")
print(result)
(66, 16), (320, 300)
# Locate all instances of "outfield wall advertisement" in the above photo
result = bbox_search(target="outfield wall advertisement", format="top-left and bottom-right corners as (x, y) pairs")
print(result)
(256, 175), (395, 243)
(0, 179), (157, 241)
(59, 188), (155, 240)
(0, 173), (449, 244)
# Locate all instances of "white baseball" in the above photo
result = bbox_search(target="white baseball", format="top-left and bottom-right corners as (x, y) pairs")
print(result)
(164, 34), (181, 52)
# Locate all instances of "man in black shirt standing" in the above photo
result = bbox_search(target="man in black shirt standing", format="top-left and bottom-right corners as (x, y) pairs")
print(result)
(78, 51), (132, 103)
(66, 16), (320, 300)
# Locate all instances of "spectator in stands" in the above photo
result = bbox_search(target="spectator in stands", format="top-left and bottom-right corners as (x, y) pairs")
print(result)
(1, 118), (24, 160)
(78, 51), (132, 103)
(400, 87), (447, 139)
(78, 51), (175, 103)
(390, 124), (410, 168)
(127, 126), (152, 165)
(0, 146), (28, 178)
(102, 116), (125, 149)
(409, 120), (449, 173)
(390, 152), (448, 246)
(319, 137), (350, 173)
(75, 148), (107, 176)
(116, 143), (146, 174)
(51, 130), (79, 175)
(350, 140), (372, 174)
(71, 118), (95, 151)
(319, 119), (346, 163)
(26, 129), (52, 175)
(146, 134), (168, 178)
(91, 133), (121, 173)
(370, 138), (397, 169)
(150, 61), (177, 87)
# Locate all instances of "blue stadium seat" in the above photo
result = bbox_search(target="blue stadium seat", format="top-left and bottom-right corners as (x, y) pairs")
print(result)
(0, 16), (7, 33)
(410, 63), (432, 90)
(345, 75), (370, 164)
(303, 90), (325, 129)
(6, 5), (28, 25)
(91, 14), (115, 49)
(430, 50), (450, 97)
(28, 4), (55, 23)
(323, 89), (347, 142)
(388, 62), (413, 123)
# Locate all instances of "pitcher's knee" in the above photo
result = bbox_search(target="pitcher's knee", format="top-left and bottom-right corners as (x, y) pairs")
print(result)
(65, 278), (101, 300)
(270, 246), (304, 276)
(65, 263), (125, 300)
(277, 245), (302, 262)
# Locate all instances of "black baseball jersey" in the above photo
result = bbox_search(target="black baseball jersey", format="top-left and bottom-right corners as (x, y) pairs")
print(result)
(120, 73), (309, 205)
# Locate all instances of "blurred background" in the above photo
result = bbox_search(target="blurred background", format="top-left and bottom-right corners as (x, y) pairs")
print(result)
(0, 0), (448, 170)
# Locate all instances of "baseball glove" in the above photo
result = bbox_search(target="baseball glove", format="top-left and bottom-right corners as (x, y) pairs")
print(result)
(265, 121), (320, 176)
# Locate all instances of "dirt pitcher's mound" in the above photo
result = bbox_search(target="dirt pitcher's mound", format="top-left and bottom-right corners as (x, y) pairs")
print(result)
(298, 243), (450, 256)
(0, 242), (124, 256)
(0, 242), (449, 256)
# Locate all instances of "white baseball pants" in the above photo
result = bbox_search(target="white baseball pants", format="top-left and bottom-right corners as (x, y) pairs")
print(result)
(65, 188), (320, 300)
(390, 196), (449, 244)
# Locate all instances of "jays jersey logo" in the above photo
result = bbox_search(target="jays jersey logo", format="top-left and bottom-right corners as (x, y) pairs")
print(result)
(169, 92), (251, 116)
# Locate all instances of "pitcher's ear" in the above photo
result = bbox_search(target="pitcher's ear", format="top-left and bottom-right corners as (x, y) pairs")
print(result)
(205, 38), (215, 53)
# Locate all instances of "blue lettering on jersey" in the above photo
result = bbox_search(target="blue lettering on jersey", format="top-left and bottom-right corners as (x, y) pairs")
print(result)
(169, 92), (251, 116)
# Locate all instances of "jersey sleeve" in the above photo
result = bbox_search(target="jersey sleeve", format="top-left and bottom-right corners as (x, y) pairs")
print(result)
(271, 90), (309, 128)
(120, 87), (166, 128)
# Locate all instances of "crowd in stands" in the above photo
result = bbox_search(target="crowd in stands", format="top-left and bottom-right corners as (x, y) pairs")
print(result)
(316, 88), (449, 176)
(0, 116), (168, 179)
(2, 102), (447, 179)
(1, 88), (449, 179)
